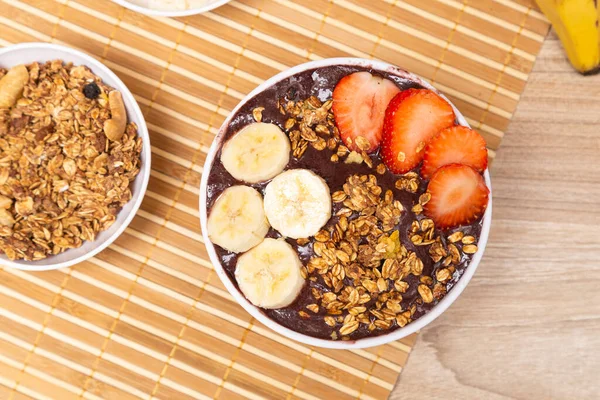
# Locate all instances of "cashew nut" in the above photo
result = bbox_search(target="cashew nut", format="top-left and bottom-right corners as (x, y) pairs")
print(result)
(0, 65), (28, 108)
(103, 90), (127, 141)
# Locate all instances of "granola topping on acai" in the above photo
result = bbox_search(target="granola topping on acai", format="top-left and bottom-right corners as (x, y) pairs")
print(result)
(206, 65), (487, 340)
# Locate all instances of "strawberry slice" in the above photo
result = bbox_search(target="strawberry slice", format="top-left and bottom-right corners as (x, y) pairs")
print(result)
(332, 72), (401, 153)
(421, 125), (488, 180)
(423, 164), (489, 230)
(381, 89), (455, 174)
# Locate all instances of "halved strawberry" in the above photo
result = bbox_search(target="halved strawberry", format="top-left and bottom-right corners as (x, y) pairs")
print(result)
(381, 89), (455, 174)
(421, 125), (488, 180)
(423, 164), (489, 230)
(332, 72), (401, 153)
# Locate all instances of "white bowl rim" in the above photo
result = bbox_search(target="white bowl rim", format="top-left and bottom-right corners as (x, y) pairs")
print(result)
(0, 42), (151, 271)
(111, 0), (232, 17)
(199, 57), (492, 349)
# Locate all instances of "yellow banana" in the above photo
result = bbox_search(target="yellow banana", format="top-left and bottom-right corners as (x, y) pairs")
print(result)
(535, 0), (600, 75)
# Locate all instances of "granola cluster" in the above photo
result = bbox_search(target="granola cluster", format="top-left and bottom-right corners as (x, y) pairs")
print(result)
(249, 90), (481, 340)
(0, 60), (142, 260)
(303, 173), (479, 339)
(274, 95), (380, 168)
(271, 96), (483, 339)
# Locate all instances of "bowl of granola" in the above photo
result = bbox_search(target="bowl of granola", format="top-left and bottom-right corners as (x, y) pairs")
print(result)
(113, 0), (232, 17)
(0, 43), (150, 270)
(200, 58), (492, 349)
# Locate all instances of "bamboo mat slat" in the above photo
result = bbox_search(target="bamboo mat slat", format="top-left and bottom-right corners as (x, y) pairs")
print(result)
(0, 0), (548, 399)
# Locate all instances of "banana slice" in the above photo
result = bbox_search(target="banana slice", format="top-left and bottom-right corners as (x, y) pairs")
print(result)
(221, 122), (290, 183)
(207, 185), (269, 253)
(235, 238), (305, 309)
(263, 169), (332, 239)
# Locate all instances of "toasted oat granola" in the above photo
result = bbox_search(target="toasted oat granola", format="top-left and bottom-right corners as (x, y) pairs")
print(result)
(308, 172), (480, 338)
(209, 68), (484, 341)
(279, 95), (480, 339)
(0, 60), (142, 260)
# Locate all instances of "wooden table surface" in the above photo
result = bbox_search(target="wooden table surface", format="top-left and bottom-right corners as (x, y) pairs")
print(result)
(390, 32), (600, 400)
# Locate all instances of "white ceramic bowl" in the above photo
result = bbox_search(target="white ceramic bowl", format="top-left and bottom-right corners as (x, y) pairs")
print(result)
(112, 0), (232, 17)
(0, 43), (151, 271)
(200, 58), (492, 349)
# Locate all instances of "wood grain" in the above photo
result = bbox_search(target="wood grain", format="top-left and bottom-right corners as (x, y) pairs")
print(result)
(390, 31), (600, 400)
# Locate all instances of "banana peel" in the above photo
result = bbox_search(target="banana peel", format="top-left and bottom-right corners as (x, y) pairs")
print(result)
(535, 0), (600, 75)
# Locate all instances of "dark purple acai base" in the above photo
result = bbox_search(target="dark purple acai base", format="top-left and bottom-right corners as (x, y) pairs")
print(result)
(206, 65), (483, 341)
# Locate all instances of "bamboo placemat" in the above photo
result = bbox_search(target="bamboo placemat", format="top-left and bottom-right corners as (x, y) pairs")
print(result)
(0, 0), (548, 399)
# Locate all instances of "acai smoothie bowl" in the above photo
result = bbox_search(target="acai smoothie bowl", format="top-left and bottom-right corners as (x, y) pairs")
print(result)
(199, 58), (492, 349)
